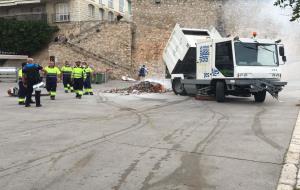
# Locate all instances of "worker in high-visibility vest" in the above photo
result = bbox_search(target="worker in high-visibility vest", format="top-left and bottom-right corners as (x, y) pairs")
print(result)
(82, 62), (94, 95)
(72, 61), (86, 99)
(18, 62), (27, 105)
(61, 61), (73, 93)
(44, 61), (61, 100)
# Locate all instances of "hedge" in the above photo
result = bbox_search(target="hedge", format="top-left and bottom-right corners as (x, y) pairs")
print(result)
(0, 19), (58, 56)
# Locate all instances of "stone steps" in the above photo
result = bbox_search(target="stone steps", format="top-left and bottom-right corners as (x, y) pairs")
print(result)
(65, 42), (131, 71)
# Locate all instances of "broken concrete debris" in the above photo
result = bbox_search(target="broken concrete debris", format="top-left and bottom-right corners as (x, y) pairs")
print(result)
(105, 81), (168, 94)
(121, 75), (136, 81)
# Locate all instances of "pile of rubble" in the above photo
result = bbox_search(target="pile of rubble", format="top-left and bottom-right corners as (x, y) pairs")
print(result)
(105, 81), (168, 94)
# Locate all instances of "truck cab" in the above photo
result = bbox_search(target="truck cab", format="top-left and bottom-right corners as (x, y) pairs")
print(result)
(163, 24), (287, 102)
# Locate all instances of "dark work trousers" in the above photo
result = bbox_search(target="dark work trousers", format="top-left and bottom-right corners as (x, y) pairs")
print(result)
(63, 75), (72, 90)
(25, 84), (41, 106)
(73, 78), (84, 96)
(83, 77), (92, 89)
(18, 81), (26, 101)
(46, 77), (57, 97)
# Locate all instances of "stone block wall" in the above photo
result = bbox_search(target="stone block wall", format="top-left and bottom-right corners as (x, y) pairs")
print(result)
(78, 21), (133, 71)
(33, 0), (227, 79)
(131, 0), (225, 77)
(34, 21), (133, 79)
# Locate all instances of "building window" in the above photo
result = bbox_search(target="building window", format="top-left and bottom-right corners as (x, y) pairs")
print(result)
(119, 0), (124, 13)
(108, 0), (113, 8)
(55, 3), (70, 22)
(108, 11), (114, 22)
(99, 0), (103, 4)
(88, 4), (95, 17)
(99, 8), (104, 20)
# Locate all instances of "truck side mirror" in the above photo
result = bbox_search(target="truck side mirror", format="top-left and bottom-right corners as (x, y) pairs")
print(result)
(279, 46), (285, 56)
(282, 56), (287, 63)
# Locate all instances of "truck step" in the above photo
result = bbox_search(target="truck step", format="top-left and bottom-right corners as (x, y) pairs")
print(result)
(195, 95), (215, 101)
(197, 86), (211, 96)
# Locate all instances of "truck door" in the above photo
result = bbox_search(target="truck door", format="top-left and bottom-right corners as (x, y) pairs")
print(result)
(214, 41), (234, 77)
(196, 42), (212, 80)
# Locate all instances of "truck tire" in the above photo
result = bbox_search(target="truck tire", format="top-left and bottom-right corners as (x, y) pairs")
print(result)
(254, 90), (266, 103)
(172, 78), (187, 95)
(216, 81), (226, 102)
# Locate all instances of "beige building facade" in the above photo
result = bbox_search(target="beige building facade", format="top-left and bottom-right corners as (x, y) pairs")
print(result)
(0, 0), (132, 23)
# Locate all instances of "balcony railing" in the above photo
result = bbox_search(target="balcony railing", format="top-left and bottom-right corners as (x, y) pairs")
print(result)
(52, 13), (71, 23)
(0, 12), (47, 22)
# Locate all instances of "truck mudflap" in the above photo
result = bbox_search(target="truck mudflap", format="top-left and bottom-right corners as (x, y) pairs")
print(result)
(226, 79), (287, 99)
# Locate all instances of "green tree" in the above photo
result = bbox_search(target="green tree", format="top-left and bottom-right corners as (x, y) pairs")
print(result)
(274, 0), (300, 21)
(0, 19), (58, 55)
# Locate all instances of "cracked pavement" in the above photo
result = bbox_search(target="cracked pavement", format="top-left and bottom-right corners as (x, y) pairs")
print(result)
(0, 80), (299, 190)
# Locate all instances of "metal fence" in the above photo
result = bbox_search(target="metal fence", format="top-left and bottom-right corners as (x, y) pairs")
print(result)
(52, 13), (71, 23)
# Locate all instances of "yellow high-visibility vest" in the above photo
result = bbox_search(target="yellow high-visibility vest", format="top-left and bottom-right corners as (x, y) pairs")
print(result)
(84, 67), (93, 78)
(45, 66), (61, 78)
(18, 69), (23, 79)
(61, 66), (73, 77)
(72, 67), (86, 79)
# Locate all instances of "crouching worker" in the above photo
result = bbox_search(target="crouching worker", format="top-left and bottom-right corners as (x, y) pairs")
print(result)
(44, 61), (61, 100)
(61, 61), (73, 93)
(22, 58), (43, 107)
(72, 61), (86, 99)
(82, 62), (94, 95)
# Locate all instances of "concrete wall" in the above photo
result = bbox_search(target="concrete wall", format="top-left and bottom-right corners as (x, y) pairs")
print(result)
(131, 0), (225, 77)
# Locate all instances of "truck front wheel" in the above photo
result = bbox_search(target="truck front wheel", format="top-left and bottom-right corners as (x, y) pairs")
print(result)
(172, 78), (187, 95)
(216, 81), (226, 102)
(254, 90), (266, 103)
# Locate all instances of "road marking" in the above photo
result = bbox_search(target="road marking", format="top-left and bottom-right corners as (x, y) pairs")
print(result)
(277, 111), (300, 190)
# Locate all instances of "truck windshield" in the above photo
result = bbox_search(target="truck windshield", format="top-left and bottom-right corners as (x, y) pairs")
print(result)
(234, 42), (278, 66)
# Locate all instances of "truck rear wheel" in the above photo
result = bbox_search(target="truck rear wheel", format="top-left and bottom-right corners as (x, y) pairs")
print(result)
(254, 90), (266, 103)
(172, 78), (187, 95)
(216, 81), (226, 102)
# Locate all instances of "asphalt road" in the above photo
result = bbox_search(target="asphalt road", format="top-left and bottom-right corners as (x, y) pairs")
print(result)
(0, 80), (299, 190)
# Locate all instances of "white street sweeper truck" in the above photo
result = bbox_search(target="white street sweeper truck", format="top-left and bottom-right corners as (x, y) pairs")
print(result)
(163, 24), (287, 102)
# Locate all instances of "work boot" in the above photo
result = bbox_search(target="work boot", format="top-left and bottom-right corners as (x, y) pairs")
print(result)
(36, 104), (42, 107)
(65, 90), (68, 93)
(90, 92), (94, 95)
(51, 96), (55, 100)
(84, 92), (89, 95)
(19, 102), (25, 105)
(25, 104), (31, 107)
